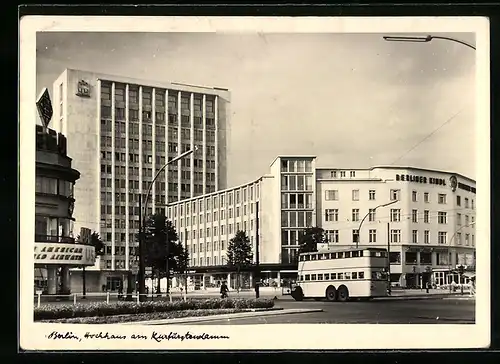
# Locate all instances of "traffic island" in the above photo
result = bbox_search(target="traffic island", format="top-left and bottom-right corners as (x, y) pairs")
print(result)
(34, 298), (275, 324)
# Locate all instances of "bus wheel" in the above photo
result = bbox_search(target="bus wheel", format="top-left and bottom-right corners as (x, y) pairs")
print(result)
(337, 285), (349, 302)
(325, 286), (337, 302)
(291, 287), (304, 301)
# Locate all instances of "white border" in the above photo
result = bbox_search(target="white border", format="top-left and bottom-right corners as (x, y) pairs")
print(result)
(20, 16), (490, 350)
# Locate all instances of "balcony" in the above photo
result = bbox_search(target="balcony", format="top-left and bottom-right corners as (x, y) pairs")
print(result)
(35, 234), (76, 244)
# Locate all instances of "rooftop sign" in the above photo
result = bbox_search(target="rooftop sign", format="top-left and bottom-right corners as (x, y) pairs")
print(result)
(36, 88), (53, 128)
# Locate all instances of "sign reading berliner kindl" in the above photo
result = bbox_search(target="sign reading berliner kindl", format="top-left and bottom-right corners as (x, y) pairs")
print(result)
(34, 242), (96, 266)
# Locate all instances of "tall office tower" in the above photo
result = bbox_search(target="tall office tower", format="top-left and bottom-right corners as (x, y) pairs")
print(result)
(52, 68), (229, 279)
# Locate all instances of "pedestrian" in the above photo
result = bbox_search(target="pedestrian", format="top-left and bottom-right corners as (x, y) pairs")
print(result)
(426, 281), (430, 294)
(118, 284), (123, 300)
(220, 281), (229, 298)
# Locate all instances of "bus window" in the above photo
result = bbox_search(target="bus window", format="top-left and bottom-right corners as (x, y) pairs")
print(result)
(352, 272), (358, 279)
(338, 252), (344, 258)
(324, 273), (330, 280)
(311, 274), (317, 281)
(299, 275), (303, 281)
(352, 250), (360, 258)
(338, 273), (344, 280)
(305, 274), (310, 281)
(311, 255), (317, 261)
(345, 272), (351, 280)
(345, 252), (351, 258)
(299, 256), (303, 262)
(371, 271), (387, 280)
(305, 255), (311, 261)
(359, 272), (364, 279)
(331, 253), (337, 259)
(318, 274), (323, 280)
(331, 273), (337, 280)
(322, 254), (328, 260)
(318, 254), (323, 260)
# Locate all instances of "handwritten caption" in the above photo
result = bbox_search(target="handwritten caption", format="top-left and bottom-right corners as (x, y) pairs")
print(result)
(46, 331), (230, 343)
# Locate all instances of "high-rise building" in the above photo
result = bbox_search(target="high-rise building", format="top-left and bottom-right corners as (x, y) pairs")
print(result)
(51, 69), (230, 284)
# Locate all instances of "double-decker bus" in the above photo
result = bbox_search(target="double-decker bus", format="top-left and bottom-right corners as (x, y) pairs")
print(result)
(291, 247), (389, 302)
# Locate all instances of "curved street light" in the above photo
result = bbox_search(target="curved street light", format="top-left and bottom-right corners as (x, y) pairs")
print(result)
(357, 199), (398, 249)
(383, 35), (476, 50)
(136, 147), (197, 301)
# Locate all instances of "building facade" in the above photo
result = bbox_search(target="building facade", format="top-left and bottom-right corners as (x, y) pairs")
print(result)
(51, 68), (230, 290)
(35, 125), (95, 294)
(166, 156), (476, 289)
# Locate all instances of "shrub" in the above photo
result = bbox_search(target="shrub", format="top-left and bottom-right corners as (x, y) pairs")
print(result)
(34, 298), (274, 321)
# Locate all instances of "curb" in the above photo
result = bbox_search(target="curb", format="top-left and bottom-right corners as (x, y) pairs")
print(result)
(122, 308), (323, 325)
(374, 294), (462, 301)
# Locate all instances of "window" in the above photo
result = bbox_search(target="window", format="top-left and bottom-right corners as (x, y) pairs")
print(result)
(390, 189), (400, 201)
(438, 231), (447, 245)
(456, 232), (462, 245)
(424, 210), (429, 223)
(457, 213), (462, 226)
(352, 209), (359, 222)
(457, 195), (461, 206)
(352, 190), (359, 201)
(465, 198), (469, 208)
(369, 190), (376, 200)
(412, 209), (418, 223)
(438, 212), (447, 224)
(390, 209), (401, 222)
(369, 229), (376, 243)
(424, 192), (429, 203)
(326, 230), (339, 243)
(412, 191), (417, 202)
(368, 208), (376, 222)
(471, 199), (475, 210)
(325, 190), (338, 201)
(412, 230), (418, 244)
(424, 230), (430, 244)
(438, 194), (447, 204)
(352, 229), (359, 243)
(350, 171), (355, 177)
(390, 229), (401, 243)
(325, 209), (338, 222)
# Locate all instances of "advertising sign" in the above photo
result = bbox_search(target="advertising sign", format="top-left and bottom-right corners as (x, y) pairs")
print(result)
(36, 88), (53, 128)
(34, 242), (96, 266)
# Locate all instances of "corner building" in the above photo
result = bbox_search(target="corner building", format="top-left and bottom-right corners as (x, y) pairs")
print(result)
(51, 69), (229, 289)
(167, 156), (476, 289)
(35, 125), (95, 294)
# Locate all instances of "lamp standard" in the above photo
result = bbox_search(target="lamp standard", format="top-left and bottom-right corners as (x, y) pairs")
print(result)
(382, 35), (476, 50)
(137, 148), (195, 301)
(357, 200), (398, 249)
(447, 221), (476, 293)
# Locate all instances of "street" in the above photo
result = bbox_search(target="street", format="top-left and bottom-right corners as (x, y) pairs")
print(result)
(192, 297), (475, 325)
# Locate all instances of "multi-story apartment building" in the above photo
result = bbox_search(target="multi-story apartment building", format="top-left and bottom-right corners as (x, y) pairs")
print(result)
(167, 156), (476, 289)
(50, 69), (230, 289)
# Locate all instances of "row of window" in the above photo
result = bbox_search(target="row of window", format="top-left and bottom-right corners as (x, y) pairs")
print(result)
(299, 271), (388, 282)
(324, 189), (475, 208)
(281, 211), (314, 228)
(280, 159), (313, 173)
(35, 176), (74, 198)
(299, 249), (386, 262)
(324, 208), (474, 225)
(329, 170), (357, 178)
(167, 185), (261, 217)
(322, 228), (475, 246)
(281, 193), (314, 209)
(281, 175), (314, 192)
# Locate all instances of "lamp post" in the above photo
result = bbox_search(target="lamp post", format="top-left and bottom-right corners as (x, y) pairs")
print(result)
(447, 221), (476, 293)
(357, 200), (398, 249)
(382, 35), (476, 50)
(137, 148), (195, 302)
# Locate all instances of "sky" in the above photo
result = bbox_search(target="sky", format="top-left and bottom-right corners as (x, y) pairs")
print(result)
(36, 32), (476, 186)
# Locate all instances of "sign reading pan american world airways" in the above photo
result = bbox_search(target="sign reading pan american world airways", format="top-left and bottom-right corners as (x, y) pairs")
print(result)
(34, 242), (96, 266)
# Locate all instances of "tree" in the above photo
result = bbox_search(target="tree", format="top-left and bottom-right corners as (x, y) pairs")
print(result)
(143, 213), (179, 295)
(173, 241), (190, 299)
(226, 230), (253, 292)
(298, 227), (325, 255)
(76, 231), (104, 297)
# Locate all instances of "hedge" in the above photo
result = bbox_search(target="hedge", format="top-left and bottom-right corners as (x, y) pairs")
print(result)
(34, 298), (274, 321)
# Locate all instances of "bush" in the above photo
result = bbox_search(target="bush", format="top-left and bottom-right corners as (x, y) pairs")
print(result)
(34, 298), (274, 321)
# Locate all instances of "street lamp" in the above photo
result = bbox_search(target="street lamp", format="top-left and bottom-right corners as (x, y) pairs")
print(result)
(357, 200), (398, 249)
(447, 221), (476, 293)
(137, 148), (196, 301)
(383, 35), (476, 50)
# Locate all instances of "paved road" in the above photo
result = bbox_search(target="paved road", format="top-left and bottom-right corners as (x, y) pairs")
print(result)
(192, 298), (475, 325)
